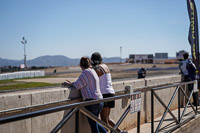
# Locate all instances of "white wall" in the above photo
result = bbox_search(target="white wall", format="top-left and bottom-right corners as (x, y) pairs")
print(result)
(0, 71), (45, 80)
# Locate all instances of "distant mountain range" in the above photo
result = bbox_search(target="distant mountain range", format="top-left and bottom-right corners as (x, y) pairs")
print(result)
(0, 55), (125, 67)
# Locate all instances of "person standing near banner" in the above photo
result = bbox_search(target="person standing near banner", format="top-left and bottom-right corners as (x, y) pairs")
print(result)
(179, 53), (199, 106)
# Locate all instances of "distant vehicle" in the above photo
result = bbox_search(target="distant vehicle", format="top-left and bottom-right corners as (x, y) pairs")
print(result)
(138, 67), (146, 79)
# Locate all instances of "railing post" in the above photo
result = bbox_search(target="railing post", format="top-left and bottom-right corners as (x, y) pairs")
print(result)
(151, 89), (154, 133)
(75, 110), (79, 133)
(137, 111), (140, 133)
(195, 80), (198, 113)
(178, 86), (180, 122)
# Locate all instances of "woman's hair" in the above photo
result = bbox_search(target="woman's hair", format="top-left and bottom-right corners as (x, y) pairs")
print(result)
(91, 52), (102, 66)
(80, 57), (91, 68)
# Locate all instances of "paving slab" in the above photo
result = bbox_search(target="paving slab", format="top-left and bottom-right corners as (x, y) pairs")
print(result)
(128, 106), (199, 133)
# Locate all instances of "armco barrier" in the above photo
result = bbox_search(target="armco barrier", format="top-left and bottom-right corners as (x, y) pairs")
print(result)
(0, 75), (182, 133)
(0, 71), (45, 80)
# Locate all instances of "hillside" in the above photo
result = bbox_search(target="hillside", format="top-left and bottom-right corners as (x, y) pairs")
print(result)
(0, 55), (125, 67)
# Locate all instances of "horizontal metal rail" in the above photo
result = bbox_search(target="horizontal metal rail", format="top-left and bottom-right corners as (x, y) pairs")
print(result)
(0, 93), (130, 124)
(151, 81), (194, 91)
(1, 81), (197, 133)
(0, 88), (128, 115)
(0, 91), (142, 133)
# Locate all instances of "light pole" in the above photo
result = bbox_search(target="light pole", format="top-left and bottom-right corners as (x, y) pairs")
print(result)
(21, 37), (27, 70)
(120, 46), (122, 63)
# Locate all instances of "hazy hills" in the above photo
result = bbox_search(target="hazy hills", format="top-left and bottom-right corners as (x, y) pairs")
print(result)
(0, 55), (125, 67)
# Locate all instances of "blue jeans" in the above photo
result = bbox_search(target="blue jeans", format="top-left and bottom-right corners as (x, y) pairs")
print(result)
(85, 102), (107, 133)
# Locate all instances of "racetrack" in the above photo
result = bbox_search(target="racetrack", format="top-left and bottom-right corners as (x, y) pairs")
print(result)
(44, 63), (180, 82)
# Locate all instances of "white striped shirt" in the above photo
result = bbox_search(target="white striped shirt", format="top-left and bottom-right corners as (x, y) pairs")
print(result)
(73, 68), (103, 100)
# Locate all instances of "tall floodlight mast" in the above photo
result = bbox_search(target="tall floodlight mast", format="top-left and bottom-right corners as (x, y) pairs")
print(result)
(120, 46), (122, 63)
(21, 37), (27, 70)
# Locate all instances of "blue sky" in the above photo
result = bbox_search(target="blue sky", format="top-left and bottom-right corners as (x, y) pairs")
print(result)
(1, 0), (200, 60)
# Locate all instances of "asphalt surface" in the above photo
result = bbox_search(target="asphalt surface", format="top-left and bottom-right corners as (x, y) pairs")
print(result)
(112, 69), (180, 82)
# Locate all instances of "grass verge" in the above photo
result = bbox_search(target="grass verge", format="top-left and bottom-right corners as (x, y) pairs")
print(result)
(0, 81), (58, 91)
(0, 79), (16, 84)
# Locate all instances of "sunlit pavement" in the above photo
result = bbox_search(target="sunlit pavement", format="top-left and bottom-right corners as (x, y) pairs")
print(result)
(128, 106), (198, 133)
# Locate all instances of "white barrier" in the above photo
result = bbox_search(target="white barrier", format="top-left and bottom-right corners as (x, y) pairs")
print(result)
(0, 71), (45, 80)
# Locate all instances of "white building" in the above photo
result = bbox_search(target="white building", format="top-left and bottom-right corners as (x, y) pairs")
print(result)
(127, 54), (154, 64)
(176, 50), (188, 60)
(155, 53), (168, 59)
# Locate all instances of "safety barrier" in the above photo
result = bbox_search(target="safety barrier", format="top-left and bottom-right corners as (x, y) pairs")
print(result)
(0, 90), (141, 133)
(0, 71), (45, 80)
(151, 80), (199, 133)
(0, 80), (199, 133)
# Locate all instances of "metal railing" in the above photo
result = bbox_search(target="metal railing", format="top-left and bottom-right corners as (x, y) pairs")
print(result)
(0, 81), (199, 133)
(151, 80), (199, 133)
(0, 90), (141, 133)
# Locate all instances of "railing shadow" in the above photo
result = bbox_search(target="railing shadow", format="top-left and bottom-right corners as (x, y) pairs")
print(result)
(151, 80), (199, 133)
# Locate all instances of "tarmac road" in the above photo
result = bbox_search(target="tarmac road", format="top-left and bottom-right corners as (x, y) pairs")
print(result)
(112, 69), (180, 82)
(45, 67), (181, 82)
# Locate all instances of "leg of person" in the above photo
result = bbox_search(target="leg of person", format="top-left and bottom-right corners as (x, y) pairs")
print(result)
(85, 103), (107, 133)
(100, 107), (128, 133)
(97, 103), (108, 133)
(100, 94), (126, 132)
(193, 92), (199, 105)
(101, 107), (120, 132)
(101, 107), (116, 128)
(100, 107), (109, 124)
(85, 104), (99, 133)
(188, 83), (198, 105)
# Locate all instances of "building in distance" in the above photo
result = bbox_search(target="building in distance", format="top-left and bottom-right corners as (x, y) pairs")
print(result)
(155, 53), (168, 59)
(176, 50), (188, 60)
(126, 54), (154, 64)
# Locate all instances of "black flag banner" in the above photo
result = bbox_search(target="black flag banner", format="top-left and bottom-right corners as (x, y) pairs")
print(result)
(187, 0), (200, 72)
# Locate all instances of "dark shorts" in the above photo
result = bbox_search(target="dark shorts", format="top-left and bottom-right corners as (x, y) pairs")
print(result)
(103, 93), (115, 108)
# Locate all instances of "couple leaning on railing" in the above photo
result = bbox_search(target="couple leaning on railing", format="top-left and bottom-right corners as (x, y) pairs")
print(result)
(62, 52), (127, 133)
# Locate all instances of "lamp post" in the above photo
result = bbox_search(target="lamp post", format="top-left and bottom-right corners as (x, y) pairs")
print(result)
(120, 46), (122, 63)
(21, 37), (27, 70)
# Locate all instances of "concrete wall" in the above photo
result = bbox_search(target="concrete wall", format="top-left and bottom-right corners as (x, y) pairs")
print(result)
(0, 75), (182, 133)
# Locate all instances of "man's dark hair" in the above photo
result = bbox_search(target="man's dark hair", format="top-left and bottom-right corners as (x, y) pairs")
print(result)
(91, 52), (102, 66)
(183, 53), (189, 60)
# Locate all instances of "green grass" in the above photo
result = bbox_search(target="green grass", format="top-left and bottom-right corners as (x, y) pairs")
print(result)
(0, 76), (59, 91)
(0, 79), (16, 84)
(0, 75), (53, 84)
(0, 82), (58, 91)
